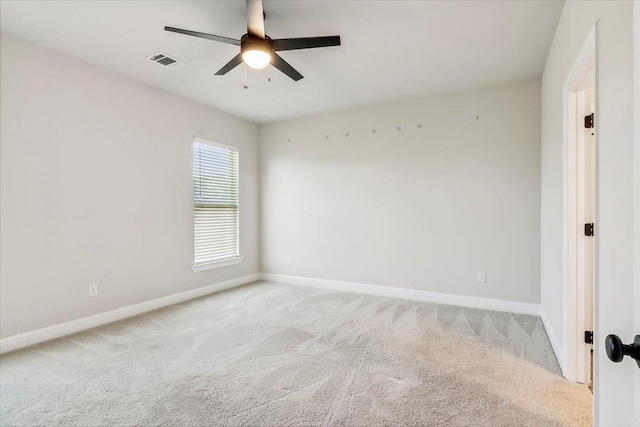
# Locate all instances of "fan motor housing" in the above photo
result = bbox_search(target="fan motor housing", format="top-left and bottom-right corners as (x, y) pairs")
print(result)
(240, 34), (274, 54)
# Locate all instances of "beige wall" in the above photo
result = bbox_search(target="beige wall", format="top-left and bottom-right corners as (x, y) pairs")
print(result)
(540, 1), (635, 424)
(0, 35), (260, 338)
(260, 80), (541, 304)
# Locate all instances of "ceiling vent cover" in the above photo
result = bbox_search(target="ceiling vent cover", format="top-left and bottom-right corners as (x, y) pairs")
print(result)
(146, 53), (185, 69)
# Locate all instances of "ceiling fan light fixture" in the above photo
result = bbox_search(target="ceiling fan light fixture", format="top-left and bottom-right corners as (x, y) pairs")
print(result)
(242, 49), (271, 69)
(165, 0), (341, 81)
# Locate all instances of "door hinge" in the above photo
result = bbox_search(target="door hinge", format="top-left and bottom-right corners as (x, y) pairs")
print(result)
(584, 223), (594, 236)
(585, 330), (594, 344)
(584, 113), (594, 129)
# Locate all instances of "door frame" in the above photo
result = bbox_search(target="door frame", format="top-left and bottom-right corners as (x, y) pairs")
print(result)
(562, 25), (597, 384)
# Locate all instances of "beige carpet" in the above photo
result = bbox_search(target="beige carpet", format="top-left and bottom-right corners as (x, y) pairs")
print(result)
(0, 281), (592, 426)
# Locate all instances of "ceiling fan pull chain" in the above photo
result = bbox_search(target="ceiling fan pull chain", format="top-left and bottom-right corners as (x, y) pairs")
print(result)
(268, 64), (271, 82)
(244, 63), (249, 89)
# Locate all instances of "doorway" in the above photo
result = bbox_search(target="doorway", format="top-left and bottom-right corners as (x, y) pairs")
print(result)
(569, 86), (595, 388)
(564, 26), (596, 388)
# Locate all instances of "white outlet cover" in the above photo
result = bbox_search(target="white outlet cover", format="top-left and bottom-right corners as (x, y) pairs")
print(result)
(89, 284), (98, 296)
(287, 256), (293, 265)
(477, 272), (486, 283)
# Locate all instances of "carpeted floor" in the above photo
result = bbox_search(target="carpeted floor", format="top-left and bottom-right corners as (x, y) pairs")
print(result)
(0, 281), (592, 426)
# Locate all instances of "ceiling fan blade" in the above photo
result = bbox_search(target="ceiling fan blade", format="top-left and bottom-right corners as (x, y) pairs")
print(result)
(246, 0), (265, 38)
(272, 36), (341, 51)
(271, 53), (303, 81)
(215, 54), (244, 75)
(164, 26), (241, 46)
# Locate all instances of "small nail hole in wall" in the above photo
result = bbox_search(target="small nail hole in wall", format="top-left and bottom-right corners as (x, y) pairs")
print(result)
(372, 129), (376, 134)
(417, 124), (422, 129)
(476, 116), (479, 120)
(325, 134), (330, 139)
(345, 132), (350, 137)
(396, 126), (401, 131)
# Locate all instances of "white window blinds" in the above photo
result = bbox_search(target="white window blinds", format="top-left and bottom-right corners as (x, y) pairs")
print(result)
(193, 139), (239, 266)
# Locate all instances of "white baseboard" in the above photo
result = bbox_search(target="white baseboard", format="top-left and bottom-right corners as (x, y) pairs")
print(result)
(0, 273), (260, 354)
(0, 273), (550, 357)
(260, 273), (540, 316)
(539, 305), (566, 377)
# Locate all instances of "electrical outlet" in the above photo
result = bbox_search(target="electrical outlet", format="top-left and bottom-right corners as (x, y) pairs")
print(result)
(89, 284), (98, 297)
(477, 272), (486, 283)
(287, 256), (293, 265)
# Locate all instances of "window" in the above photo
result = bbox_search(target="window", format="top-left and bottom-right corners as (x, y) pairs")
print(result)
(192, 138), (241, 271)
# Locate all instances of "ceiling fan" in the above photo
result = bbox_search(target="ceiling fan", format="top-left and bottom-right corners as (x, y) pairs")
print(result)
(164, 0), (341, 82)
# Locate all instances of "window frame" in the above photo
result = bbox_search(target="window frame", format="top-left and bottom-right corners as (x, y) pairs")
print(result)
(191, 137), (243, 272)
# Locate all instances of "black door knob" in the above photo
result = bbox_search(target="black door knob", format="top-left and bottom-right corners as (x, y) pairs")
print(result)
(605, 334), (640, 368)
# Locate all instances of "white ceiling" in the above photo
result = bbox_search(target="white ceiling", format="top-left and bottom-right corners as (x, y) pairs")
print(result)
(0, 0), (564, 123)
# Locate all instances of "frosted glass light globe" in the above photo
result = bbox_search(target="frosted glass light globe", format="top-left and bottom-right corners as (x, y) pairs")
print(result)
(242, 50), (271, 69)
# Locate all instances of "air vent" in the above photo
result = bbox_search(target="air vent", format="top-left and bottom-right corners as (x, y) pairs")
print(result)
(146, 53), (185, 69)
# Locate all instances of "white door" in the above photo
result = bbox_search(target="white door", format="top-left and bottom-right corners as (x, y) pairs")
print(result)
(633, 3), (640, 425)
(596, 3), (640, 425)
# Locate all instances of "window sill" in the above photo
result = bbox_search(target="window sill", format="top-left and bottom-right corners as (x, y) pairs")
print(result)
(192, 256), (244, 272)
